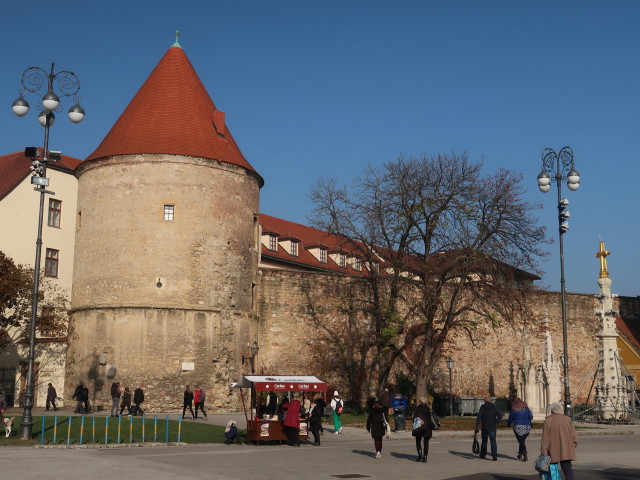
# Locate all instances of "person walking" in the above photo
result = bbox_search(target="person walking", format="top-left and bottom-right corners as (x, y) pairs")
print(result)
(508, 397), (533, 462)
(194, 385), (208, 420)
(330, 391), (344, 434)
(182, 385), (195, 420)
(72, 383), (84, 414)
(366, 397), (387, 459)
(119, 387), (132, 415)
(133, 385), (145, 416)
(309, 398), (324, 445)
(475, 396), (503, 461)
(541, 403), (579, 480)
(110, 382), (121, 417)
(315, 396), (327, 435)
(81, 384), (90, 413)
(379, 388), (392, 426)
(46, 383), (58, 411)
(412, 396), (434, 462)
(282, 393), (302, 446)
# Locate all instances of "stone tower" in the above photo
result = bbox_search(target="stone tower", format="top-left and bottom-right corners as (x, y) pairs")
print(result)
(65, 40), (263, 410)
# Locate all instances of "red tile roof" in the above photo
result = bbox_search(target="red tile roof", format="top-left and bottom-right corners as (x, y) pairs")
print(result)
(616, 316), (640, 352)
(259, 214), (366, 274)
(0, 149), (81, 201)
(85, 46), (263, 186)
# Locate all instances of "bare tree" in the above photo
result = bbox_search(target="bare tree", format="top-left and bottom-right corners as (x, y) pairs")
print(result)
(309, 152), (548, 398)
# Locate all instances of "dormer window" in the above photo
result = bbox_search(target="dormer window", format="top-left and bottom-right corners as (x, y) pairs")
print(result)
(269, 235), (278, 251)
(291, 241), (298, 257)
(339, 253), (346, 268)
(319, 248), (327, 263)
(354, 258), (362, 271)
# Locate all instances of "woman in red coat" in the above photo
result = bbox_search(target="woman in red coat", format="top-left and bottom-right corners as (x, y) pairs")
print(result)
(282, 394), (301, 446)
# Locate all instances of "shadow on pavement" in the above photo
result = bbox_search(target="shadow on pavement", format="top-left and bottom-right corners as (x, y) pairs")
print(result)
(448, 467), (640, 480)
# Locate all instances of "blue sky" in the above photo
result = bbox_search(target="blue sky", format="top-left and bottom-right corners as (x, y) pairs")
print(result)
(2, 1), (638, 297)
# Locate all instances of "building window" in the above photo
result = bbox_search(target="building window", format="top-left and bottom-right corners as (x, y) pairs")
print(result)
(48, 199), (62, 228)
(163, 204), (174, 221)
(319, 248), (327, 263)
(45, 249), (59, 277)
(339, 253), (346, 268)
(291, 241), (298, 257)
(269, 235), (278, 251)
(354, 258), (362, 271)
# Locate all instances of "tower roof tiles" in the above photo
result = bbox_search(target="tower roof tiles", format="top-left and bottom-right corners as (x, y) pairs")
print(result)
(86, 45), (263, 186)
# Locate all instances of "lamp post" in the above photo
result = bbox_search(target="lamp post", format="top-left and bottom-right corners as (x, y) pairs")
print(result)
(11, 63), (85, 439)
(537, 146), (580, 416)
(445, 358), (454, 417)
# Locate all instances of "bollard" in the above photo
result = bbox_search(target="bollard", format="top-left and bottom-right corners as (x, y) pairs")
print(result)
(165, 415), (169, 443)
(154, 416), (158, 442)
(41, 416), (45, 445)
(66, 417), (72, 446)
(142, 415), (145, 443)
(80, 416), (85, 445)
(177, 415), (182, 443)
(129, 414), (133, 443)
(105, 416), (109, 444)
(53, 416), (58, 445)
(92, 416), (96, 444)
(117, 415), (121, 444)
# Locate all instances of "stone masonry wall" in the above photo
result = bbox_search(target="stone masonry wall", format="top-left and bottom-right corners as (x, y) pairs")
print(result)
(257, 269), (629, 405)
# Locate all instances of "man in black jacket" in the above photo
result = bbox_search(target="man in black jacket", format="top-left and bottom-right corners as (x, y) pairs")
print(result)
(475, 396), (503, 461)
(133, 385), (145, 416)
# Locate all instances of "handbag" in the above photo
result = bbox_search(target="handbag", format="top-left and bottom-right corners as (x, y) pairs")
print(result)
(472, 434), (480, 454)
(535, 454), (551, 472)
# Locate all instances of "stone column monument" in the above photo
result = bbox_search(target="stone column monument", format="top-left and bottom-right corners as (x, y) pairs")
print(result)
(594, 240), (625, 420)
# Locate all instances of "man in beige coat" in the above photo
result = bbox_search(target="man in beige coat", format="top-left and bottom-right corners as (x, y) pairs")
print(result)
(541, 403), (578, 480)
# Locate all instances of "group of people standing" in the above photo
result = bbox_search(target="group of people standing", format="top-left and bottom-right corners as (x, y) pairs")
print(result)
(109, 382), (145, 417)
(474, 396), (578, 479)
(182, 385), (208, 420)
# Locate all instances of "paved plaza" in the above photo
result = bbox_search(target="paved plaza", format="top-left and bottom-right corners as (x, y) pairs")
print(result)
(1, 410), (639, 479)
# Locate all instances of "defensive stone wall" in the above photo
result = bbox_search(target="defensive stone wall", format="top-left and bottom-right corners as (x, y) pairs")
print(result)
(257, 269), (627, 405)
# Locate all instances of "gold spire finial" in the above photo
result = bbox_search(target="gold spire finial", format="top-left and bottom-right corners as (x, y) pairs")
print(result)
(595, 239), (611, 278)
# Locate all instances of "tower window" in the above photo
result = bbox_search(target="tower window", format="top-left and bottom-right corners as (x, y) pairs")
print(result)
(48, 199), (62, 228)
(45, 248), (59, 277)
(163, 205), (174, 221)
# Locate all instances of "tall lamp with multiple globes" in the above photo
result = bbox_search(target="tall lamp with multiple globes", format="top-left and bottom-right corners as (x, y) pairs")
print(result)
(11, 63), (85, 439)
(537, 146), (580, 416)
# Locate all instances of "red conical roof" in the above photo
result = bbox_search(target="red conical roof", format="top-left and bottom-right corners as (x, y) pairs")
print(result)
(86, 46), (262, 185)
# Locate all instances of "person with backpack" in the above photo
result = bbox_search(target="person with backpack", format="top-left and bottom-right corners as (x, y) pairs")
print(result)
(412, 396), (434, 462)
(330, 391), (343, 434)
(194, 385), (208, 420)
(366, 397), (387, 459)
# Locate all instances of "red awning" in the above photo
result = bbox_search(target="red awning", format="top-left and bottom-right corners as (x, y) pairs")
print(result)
(233, 375), (327, 392)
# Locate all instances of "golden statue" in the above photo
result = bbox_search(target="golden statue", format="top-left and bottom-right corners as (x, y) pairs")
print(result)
(595, 240), (611, 278)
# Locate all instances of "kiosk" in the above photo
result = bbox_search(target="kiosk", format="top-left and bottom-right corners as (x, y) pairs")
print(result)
(233, 375), (327, 445)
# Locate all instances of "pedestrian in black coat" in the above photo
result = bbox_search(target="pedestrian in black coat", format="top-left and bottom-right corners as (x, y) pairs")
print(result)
(309, 398), (324, 445)
(412, 397), (434, 462)
(182, 385), (195, 420)
(133, 385), (145, 416)
(72, 384), (84, 414)
(81, 385), (90, 413)
(366, 398), (387, 459)
(120, 387), (132, 415)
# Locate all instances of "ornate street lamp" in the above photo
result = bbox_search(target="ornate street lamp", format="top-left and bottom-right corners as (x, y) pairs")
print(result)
(445, 358), (454, 416)
(537, 146), (580, 416)
(11, 63), (85, 439)
(242, 341), (260, 417)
